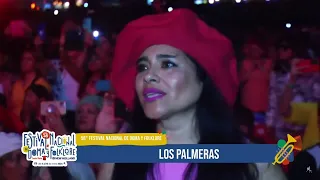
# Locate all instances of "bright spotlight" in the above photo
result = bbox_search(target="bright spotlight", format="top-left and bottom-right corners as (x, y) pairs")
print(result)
(64, 2), (70, 8)
(93, 30), (99, 38)
(286, 23), (291, 28)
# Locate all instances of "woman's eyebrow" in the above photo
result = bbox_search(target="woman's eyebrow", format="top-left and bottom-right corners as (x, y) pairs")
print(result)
(136, 56), (148, 64)
(156, 54), (177, 59)
(137, 54), (177, 64)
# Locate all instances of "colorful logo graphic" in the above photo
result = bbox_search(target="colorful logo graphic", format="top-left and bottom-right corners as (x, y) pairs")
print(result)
(158, 130), (166, 135)
(21, 129), (77, 167)
(273, 134), (302, 165)
(158, 130), (168, 139)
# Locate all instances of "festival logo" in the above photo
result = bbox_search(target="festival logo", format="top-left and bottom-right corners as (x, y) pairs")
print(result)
(21, 129), (77, 167)
(273, 134), (302, 165)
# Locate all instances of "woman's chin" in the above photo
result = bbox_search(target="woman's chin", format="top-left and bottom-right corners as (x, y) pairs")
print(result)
(144, 110), (168, 121)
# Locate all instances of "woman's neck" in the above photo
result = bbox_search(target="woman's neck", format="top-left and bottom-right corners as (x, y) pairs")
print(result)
(23, 71), (36, 82)
(157, 108), (199, 144)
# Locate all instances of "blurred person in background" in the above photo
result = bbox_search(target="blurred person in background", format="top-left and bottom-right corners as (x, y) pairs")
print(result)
(35, 105), (96, 180)
(0, 93), (6, 131)
(0, 85), (24, 133)
(20, 84), (53, 132)
(33, 35), (59, 79)
(234, 104), (277, 144)
(4, 17), (33, 74)
(75, 95), (103, 133)
(0, 132), (29, 180)
(266, 39), (320, 141)
(95, 94), (129, 135)
(10, 50), (51, 118)
(107, 9), (285, 180)
(234, 105), (255, 142)
(0, 85), (51, 134)
(4, 18), (32, 39)
(78, 72), (104, 98)
(240, 38), (272, 113)
(75, 95), (104, 175)
(93, 36), (113, 79)
(0, 51), (15, 101)
(55, 18), (93, 112)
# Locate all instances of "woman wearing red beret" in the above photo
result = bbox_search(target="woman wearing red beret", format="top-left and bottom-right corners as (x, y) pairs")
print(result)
(100, 9), (286, 180)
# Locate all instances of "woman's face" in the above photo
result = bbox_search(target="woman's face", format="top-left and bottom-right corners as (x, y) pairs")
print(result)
(76, 103), (100, 132)
(135, 45), (203, 120)
(0, 150), (29, 180)
(20, 52), (35, 73)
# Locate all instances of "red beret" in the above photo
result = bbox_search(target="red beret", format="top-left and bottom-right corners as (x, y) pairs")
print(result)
(111, 9), (238, 110)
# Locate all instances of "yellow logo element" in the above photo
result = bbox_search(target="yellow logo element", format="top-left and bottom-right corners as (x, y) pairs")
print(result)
(63, 138), (67, 144)
(21, 146), (30, 153)
(76, 133), (167, 146)
(273, 134), (302, 165)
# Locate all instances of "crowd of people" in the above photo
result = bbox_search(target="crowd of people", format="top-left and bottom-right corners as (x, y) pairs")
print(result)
(0, 3), (319, 180)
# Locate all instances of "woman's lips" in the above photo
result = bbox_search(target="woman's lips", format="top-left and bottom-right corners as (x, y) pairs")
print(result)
(143, 88), (166, 102)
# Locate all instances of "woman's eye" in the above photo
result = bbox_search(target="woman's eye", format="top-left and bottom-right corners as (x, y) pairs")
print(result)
(161, 61), (177, 69)
(136, 64), (148, 72)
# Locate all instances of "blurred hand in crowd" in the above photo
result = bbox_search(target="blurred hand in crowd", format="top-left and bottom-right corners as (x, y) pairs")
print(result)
(95, 93), (119, 133)
(39, 106), (67, 135)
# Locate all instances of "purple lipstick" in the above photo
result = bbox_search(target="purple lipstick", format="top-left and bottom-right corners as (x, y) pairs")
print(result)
(143, 88), (166, 102)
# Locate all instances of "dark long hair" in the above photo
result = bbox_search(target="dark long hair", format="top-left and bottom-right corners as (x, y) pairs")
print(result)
(112, 56), (258, 180)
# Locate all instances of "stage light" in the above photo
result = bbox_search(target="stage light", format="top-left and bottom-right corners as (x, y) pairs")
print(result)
(54, 10), (59, 15)
(168, 7), (173, 12)
(286, 23), (291, 28)
(31, 3), (36, 9)
(93, 30), (99, 38)
(76, 0), (83, 7)
(64, 2), (70, 9)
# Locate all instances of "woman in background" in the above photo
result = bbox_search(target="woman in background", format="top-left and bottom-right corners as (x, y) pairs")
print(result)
(104, 9), (286, 180)
(240, 39), (272, 113)
(0, 51), (15, 101)
(10, 49), (51, 117)
(75, 95), (103, 133)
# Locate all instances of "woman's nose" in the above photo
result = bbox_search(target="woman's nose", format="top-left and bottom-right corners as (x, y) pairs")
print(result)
(143, 71), (160, 84)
